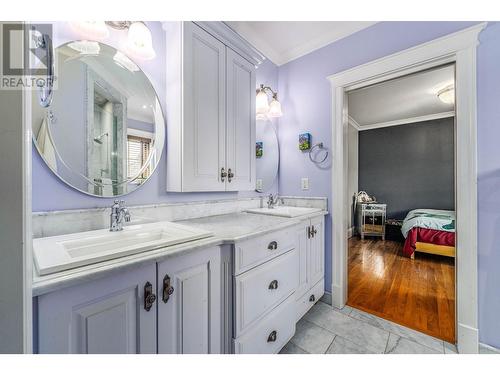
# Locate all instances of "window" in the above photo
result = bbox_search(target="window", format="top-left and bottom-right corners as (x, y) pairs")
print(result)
(127, 135), (151, 182)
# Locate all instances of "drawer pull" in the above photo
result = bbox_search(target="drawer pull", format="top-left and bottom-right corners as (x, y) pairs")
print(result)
(309, 294), (316, 302)
(267, 330), (277, 343)
(268, 279), (279, 290)
(267, 241), (278, 250)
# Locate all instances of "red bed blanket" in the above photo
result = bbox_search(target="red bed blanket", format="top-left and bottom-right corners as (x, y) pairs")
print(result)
(402, 227), (455, 257)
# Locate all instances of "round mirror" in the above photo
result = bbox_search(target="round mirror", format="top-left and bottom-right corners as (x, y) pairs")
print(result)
(32, 41), (165, 197)
(255, 120), (279, 192)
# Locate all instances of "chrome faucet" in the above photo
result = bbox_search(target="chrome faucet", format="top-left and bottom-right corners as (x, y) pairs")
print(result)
(267, 194), (280, 209)
(110, 200), (131, 232)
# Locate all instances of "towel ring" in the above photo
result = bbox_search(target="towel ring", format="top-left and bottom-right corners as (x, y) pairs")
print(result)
(309, 142), (329, 164)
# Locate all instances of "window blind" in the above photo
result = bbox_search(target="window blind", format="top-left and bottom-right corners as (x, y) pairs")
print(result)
(127, 135), (151, 181)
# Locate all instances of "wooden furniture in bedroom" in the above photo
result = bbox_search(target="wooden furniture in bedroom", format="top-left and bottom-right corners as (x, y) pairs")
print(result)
(412, 242), (456, 259)
(357, 203), (386, 240)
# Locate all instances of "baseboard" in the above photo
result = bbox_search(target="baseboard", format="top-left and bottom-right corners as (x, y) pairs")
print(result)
(479, 342), (500, 354)
(458, 322), (479, 353)
(347, 226), (356, 238)
(331, 283), (345, 309)
(320, 291), (332, 305)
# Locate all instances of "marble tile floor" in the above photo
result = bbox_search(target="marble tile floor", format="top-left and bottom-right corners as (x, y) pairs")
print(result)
(280, 301), (459, 354)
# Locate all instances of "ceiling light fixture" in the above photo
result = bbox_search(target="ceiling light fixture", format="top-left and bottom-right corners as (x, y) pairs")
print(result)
(256, 84), (282, 120)
(437, 85), (455, 104)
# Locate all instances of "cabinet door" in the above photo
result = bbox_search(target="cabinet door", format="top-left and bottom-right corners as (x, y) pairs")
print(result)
(157, 246), (221, 354)
(295, 220), (310, 299)
(37, 264), (157, 354)
(309, 216), (325, 286)
(182, 22), (226, 191)
(225, 47), (256, 191)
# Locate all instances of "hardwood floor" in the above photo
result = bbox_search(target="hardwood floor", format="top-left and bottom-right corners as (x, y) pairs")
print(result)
(347, 237), (455, 343)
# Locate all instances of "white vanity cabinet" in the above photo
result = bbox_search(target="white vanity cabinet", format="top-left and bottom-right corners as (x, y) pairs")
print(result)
(36, 246), (222, 354)
(37, 263), (157, 354)
(295, 215), (325, 322)
(157, 246), (221, 354)
(165, 21), (256, 192)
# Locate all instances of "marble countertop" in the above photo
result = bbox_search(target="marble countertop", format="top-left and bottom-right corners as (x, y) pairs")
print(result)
(32, 210), (327, 297)
(177, 212), (303, 241)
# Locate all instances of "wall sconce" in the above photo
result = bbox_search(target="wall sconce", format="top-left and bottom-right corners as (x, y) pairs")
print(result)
(70, 21), (156, 60)
(256, 84), (283, 120)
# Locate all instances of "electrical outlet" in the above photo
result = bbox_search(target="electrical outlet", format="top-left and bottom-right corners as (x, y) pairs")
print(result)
(301, 178), (309, 190)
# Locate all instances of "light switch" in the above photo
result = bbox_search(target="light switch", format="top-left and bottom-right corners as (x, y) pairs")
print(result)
(256, 179), (263, 190)
(301, 178), (309, 190)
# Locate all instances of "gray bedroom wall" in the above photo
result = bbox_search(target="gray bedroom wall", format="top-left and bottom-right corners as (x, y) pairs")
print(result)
(358, 117), (455, 219)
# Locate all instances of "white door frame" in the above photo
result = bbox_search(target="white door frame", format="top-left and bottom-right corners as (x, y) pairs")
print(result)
(328, 23), (486, 354)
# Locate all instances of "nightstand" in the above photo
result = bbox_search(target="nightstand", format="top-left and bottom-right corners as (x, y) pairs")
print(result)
(357, 203), (387, 240)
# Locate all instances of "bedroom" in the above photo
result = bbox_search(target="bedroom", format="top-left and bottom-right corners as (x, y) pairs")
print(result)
(346, 64), (456, 343)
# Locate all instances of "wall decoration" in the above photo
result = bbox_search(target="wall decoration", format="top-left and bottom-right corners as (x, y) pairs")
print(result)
(299, 133), (312, 151)
(256, 142), (263, 158)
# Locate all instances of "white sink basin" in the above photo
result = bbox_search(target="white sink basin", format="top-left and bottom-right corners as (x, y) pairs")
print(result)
(246, 206), (323, 218)
(33, 221), (214, 276)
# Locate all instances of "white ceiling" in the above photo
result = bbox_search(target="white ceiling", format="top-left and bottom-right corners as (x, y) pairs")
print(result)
(348, 64), (455, 130)
(226, 21), (377, 66)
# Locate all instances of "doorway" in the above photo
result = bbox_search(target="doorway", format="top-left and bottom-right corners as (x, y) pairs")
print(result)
(328, 23), (484, 353)
(345, 65), (456, 342)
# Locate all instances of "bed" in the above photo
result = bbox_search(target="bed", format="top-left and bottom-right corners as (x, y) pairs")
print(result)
(401, 209), (455, 259)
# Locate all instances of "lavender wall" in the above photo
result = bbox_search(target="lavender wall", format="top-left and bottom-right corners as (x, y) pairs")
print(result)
(32, 22), (279, 212)
(277, 21), (500, 347)
(477, 22), (500, 348)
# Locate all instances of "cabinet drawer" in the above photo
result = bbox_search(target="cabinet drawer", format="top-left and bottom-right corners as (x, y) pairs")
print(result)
(233, 294), (296, 354)
(234, 225), (298, 275)
(234, 249), (299, 336)
(296, 278), (324, 322)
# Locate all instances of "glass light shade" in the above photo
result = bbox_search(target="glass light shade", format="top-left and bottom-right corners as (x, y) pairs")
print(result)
(268, 97), (283, 118)
(126, 22), (156, 60)
(438, 86), (455, 104)
(70, 21), (109, 39)
(256, 89), (270, 119)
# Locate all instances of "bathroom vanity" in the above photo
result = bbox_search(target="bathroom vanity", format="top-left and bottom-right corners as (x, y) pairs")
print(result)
(32, 199), (326, 354)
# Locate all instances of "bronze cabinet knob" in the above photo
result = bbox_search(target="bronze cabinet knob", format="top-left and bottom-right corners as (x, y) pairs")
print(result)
(267, 330), (277, 342)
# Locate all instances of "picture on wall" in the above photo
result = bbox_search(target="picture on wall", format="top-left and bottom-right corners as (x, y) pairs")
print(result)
(256, 142), (263, 158)
(299, 133), (311, 151)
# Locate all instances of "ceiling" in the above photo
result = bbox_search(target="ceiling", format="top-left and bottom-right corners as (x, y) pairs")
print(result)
(226, 21), (376, 66)
(348, 64), (455, 130)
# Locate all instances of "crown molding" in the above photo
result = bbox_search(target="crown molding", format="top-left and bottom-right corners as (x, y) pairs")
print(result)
(161, 21), (267, 67)
(195, 22), (266, 67)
